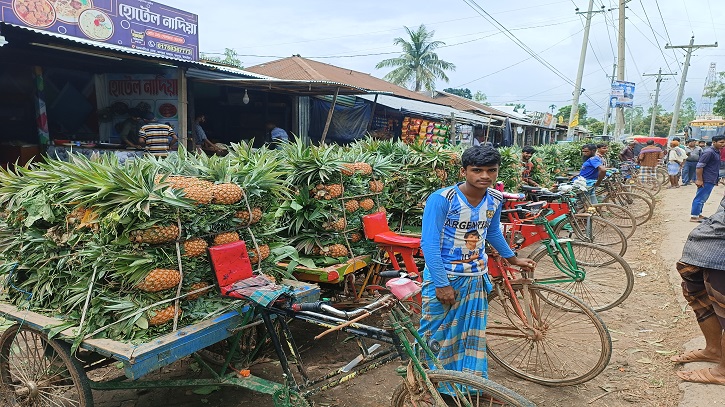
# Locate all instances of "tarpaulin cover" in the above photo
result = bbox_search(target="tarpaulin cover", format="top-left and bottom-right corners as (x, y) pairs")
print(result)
(309, 98), (371, 143)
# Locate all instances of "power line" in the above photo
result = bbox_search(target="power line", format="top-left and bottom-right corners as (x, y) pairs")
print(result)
(634, 1), (679, 77)
(654, 0), (683, 65)
(707, 0), (718, 42)
(681, 0), (694, 35)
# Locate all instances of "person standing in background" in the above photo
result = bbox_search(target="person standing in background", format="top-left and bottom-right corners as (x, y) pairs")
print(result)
(578, 144), (606, 203)
(118, 108), (143, 149)
(682, 139), (702, 186)
(619, 141), (636, 163)
(596, 143), (609, 168)
(637, 140), (664, 185)
(691, 136), (725, 222)
(266, 121), (289, 148)
(193, 114), (222, 154)
(138, 112), (177, 157)
(666, 140), (686, 189)
(520, 146), (539, 187)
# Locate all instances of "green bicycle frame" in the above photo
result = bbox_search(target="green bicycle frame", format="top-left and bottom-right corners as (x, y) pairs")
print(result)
(531, 213), (587, 283)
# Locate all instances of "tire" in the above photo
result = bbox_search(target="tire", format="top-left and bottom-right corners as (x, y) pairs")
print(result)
(553, 215), (627, 256)
(391, 369), (535, 407)
(621, 184), (656, 206)
(530, 241), (634, 311)
(603, 191), (653, 225)
(591, 203), (637, 238)
(487, 285), (612, 386)
(0, 324), (93, 407)
(657, 167), (669, 186)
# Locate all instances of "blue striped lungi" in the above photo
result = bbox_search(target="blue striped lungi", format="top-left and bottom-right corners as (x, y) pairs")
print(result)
(418, 267), (491, 378)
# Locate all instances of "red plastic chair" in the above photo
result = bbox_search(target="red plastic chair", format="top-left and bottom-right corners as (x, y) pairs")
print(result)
(362, 212), (421, 276)
(209, 240), (254, 298)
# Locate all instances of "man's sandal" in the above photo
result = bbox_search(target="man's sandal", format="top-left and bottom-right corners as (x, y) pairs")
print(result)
(671, 349), (720, 363)
(677, 368), (725, 385)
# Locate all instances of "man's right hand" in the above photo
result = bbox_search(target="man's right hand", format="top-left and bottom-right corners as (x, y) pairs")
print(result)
(435, 286), (456, 305)
(695, 180), (704, 188)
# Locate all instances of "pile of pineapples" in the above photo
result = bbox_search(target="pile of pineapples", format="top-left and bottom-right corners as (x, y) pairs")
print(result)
(0, 143), (288, 343)
(276, 140), (396, 262)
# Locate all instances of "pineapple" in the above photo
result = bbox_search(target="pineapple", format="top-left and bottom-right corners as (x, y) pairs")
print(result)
(183, 238), (208, 258)
(359, 198), (375, 211)
(377, 206), (387, 214)
(212, 183), (244, 205)
(331, 218), (347, 231)
(249, 244), (271, 262)
(435, 168), (448, 182)
(187, 282), (209, 300)
(213, 231), (240, 246)
(344, 200), (359, 213)
(130, 224), (179, 244)
(353, 162), (373, 175)
(136, 269), (181, 292)
(235, 207), (263, 225)
(148, 305), (179, 326)
(182, 183), (214, 205)
(369, 180), (384, 193)
(350, 232), (363, 243)
(327, 184), (344, 198)
(341, 163), (356, 176)
(329, 244), (348, 257)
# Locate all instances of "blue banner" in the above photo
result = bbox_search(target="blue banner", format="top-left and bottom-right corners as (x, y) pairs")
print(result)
(610, 80), (635, 108)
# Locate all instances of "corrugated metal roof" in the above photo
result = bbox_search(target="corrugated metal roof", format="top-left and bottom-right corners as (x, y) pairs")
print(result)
(358, 94), (491, 125)
(2, 23), (268, 79)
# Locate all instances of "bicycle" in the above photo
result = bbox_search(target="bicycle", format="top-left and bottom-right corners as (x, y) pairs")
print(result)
(501, 201), (634, 312)
(263, 274), (535, 406)
(485, 232), (612, 386)
(596, 173), (655, 226)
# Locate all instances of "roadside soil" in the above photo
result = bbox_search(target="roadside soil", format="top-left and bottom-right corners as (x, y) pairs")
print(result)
(89, 183), (722, 407)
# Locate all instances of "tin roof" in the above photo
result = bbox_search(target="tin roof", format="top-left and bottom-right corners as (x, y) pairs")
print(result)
(246, 56), (442, 103)
(357, 94), (492, 125)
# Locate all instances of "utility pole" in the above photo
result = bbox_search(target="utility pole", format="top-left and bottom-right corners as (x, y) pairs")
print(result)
(602, 63), (617, 136)
(614, 0), (626, 140)
(567, 0), (606, 140)
(642, 68), (676, 136)
(665, 36), (718, 136)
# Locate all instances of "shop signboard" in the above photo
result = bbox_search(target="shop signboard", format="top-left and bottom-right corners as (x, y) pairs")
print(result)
(0, 0), (198, 61)
(609, 80), (635, 108)
(104, 70), (179, 141)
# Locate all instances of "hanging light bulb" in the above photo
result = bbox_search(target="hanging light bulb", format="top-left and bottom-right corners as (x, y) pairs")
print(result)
(0, 35), (8, 47)
(242, 89), (250, 105)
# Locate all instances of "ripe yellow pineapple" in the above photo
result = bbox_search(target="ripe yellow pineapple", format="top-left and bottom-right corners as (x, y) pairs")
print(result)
(353, 162), (373, 175)
(327, 184), (344, 198)
(249, 244), (271, 262)
(329, 244), (348, 257)
(350, 232), (363, 243)
(212, 183), (244, 205)
(344, 200), (359, 213)
(183, 238), (208, 257)
(130, 224), (180, 244)
(148, 305), (179, 326)
(136, 269), (182, 292)
(187, 282), (209, 300)
(235, 207), (263, 225)
(369, 180), (384, 193)
(161, 176), (215, 204)
(341, 163), (355, 176)
(328, 218), (346, 231)
(213, 231), (240, 246)
(359, 199), (375, 211)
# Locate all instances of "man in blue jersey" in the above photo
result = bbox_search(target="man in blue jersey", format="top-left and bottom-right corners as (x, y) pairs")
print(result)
(578, 143), (606, 203)
(419, 145), (536, 378)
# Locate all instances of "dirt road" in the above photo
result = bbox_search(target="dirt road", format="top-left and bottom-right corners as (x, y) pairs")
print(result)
(92, 183), (725, 407)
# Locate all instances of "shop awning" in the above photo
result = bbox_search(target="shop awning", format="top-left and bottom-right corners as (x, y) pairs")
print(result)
(193, 77), (386, 96)
(357, 94), (492, 125)
(0, 23), (268, 79)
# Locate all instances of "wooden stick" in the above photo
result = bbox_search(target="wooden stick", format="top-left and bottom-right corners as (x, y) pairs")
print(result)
(320, 87), (339, 144)
(314, 310), (371, 340)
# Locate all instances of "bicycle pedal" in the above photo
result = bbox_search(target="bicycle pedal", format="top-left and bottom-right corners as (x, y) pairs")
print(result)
(341, 343), (381, 373)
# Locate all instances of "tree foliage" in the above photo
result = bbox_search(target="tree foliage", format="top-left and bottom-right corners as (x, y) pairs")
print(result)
(704, 72), (725, 116)
(443, 88), (472, 99)
(376, 25), (456, 92)
(473, 91), (490, 105)
(199, 48), (242, 68)
(505, 103), (526, 113)
(556, 104), (588, 122)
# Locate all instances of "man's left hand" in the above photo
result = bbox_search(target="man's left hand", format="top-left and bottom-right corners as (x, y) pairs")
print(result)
(508, 257), (536, 272)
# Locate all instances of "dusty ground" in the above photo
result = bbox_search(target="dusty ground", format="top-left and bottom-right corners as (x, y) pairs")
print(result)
(24, 184), (725, 406)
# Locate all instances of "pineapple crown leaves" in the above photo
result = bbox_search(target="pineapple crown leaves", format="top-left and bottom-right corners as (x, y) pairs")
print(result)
(280, 138), (344, 186)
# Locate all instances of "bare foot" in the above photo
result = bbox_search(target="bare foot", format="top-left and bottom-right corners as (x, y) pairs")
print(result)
(677, 367), (725, 385)
(671, 349), (720, 363)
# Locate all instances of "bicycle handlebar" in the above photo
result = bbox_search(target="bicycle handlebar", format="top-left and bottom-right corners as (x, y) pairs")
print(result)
(291, 294), (396, 319)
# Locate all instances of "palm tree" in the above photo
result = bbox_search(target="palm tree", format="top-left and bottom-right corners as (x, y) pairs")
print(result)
(549, 104), (556, 113)
(376, 25), (456, 92)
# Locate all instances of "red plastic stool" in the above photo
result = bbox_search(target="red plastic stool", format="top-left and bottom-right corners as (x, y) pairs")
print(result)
(362, 212), (421, 276)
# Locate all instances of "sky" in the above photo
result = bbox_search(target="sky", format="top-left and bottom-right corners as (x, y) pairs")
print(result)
(168, 0), (723, 120)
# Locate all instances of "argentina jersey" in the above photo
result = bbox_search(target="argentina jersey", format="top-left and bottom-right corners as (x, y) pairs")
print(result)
(436, 185), (503, 276)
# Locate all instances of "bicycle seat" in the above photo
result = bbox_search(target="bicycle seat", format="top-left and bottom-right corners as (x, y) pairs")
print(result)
(373, 232), (421, 249)
(522, 201), (547, 212)
(555, 176), (570, 183)
(520, 185), (542, 192)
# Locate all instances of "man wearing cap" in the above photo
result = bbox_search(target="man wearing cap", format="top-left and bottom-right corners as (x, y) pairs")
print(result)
(118, 108), (143, 149)
(138, 112), (177, 157)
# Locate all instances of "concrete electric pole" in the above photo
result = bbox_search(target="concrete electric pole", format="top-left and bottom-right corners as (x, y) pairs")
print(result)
(642, 68), (676, 137)
(614, 0), (626, 140)
(665, 36), (718, 136)
(602, 63), (617, 136)
(566, 0), (606, 140)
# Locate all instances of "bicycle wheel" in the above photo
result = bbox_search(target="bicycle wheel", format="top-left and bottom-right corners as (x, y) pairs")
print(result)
(487, 284), (612, 386)
(657, 167), (669, 186)
(591, 203), (637, 238)
(0, 324), (93, 407)
(391, 369), (535, 407)
(621, 184), (655, 206)
(530, 241), (634, 311)
(603, 191), (653, 225)
(553, 215), (627, 256)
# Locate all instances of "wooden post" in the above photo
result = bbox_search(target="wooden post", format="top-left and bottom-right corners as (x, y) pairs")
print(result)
(320, 87), (339, 144)
(366, 93), (379, 130)
(484, 119), (491, 142)
(449, 112), (456, 145)
(177, 68), (188, 150)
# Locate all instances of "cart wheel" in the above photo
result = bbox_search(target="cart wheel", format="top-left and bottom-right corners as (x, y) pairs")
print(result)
(0, 324), (93, 407)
